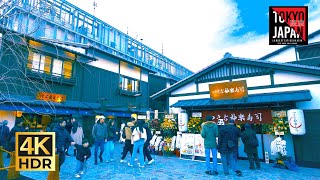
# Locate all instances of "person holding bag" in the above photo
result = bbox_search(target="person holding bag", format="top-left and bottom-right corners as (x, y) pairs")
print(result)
(128, 120), (147, 168)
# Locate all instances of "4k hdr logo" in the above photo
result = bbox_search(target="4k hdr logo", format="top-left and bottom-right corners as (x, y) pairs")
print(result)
(16, 132), (55, 171)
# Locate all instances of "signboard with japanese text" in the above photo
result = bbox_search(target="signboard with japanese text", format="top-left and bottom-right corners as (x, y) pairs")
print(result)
(36, 92), (66, 103)
(193, 134), (205, 157)
(209, 80), (248, 100)
(180, 133), (195, 155)
(202, 108), (272, 124)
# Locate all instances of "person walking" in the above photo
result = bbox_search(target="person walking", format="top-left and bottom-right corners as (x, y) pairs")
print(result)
(0, 120), (10, 148)
(143, 121), (154, 165)
(201, 115), (219, 175)
(241, 123), (260, 170)
(105, 119), (116, 163)
(71, 121), (84, 156)
(128, 119), (147, 168)
(65, 118), (75, 157)
(74, 139), (91, 178)
(53, 119), (75, 170)
(7, 119), (26, 153)
(120, 118), (136, 163)
(92, 116), (108, 165)
(218, 118), (242, 176)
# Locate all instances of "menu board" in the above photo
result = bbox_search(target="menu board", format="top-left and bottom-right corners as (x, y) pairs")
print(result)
(194, 134), (205, 157)
(180, 133), (195, 155)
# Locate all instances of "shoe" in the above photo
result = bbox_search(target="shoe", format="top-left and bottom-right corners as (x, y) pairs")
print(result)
(120, 159), (127, 163)
(147, 159), (154, 165)
(94, 160), (98, 165)
(138, 165), (145, 168)
(205, 171), (212, 175)
(75, 174), (80, 178)
(235, 170), (242, 176)
(79, 171), (84, 175)
(106, 160), (109, 163)
(99, 156), (103, 162)
(212, 171), (218, 175)
(128, 163), (133, 167)
(134, 158), (138, 161)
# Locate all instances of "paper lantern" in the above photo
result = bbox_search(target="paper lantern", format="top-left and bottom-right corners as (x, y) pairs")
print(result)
(287, 109), (306, 135)
(178, 113), (188, 132)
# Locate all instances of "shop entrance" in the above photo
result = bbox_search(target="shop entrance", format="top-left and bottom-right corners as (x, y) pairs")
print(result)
(293, 110), (320, 168)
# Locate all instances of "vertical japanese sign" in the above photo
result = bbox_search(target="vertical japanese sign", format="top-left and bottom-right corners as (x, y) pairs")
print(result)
(269, 6), (308, 45)
(209, 80), (248, 100)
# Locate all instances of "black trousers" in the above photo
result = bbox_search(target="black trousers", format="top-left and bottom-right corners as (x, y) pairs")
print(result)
(247, 152), (260, 168)
(121, 140), (133, 160)
(143, 143), (152, 161)
(57, 150), (66, 171)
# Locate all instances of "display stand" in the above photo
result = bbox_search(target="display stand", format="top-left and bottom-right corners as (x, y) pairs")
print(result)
(179, 133), (195, 161)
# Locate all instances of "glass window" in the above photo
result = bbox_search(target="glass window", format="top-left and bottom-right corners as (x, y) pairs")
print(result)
(31, 53), (45, 72)
(52, 59), (63, 76)
(120, 75), (140, 93)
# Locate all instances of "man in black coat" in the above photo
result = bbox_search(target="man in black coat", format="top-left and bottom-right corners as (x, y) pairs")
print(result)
(241, 123), (260, 170)
(7, 119), (26, 153)
(53, 119), (75, 170)
(218, 119), (242, 176)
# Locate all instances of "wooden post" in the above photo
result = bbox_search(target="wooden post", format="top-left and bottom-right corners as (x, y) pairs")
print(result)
(47, 154), (59, 180)
(0, 146), (4, 169)
(7, 151), (20, 180)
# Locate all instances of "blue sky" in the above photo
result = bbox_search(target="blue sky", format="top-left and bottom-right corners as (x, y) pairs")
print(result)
(67, 0), (320, 72)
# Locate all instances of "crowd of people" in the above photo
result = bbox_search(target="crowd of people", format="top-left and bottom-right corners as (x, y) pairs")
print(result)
(201, 115), (260, 176)
(0, 114), (261, 178)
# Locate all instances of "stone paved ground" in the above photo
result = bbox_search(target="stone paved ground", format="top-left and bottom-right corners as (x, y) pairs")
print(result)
(4, 142), (320, 180)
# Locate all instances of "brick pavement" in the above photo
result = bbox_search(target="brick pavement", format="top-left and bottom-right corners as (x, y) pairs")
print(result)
(3, 142), (320, 180)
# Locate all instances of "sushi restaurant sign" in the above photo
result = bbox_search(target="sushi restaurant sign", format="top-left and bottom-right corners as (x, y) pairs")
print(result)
(209, 80), (248, 100)
(36, 92), (66, 103)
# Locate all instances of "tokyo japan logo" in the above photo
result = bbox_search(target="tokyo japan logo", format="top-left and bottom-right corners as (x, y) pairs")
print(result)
(269, 6), (308, 45)
(16, 132), (56, 171)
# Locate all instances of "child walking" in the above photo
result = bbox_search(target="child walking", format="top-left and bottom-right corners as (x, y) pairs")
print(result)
(75, 139), (91, 178)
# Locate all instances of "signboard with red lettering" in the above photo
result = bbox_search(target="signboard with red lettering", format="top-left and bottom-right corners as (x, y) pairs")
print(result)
(202, 109), (272, 124)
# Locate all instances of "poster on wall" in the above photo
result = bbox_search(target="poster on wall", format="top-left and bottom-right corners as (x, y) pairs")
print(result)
(194, 134), (205, 157)
(180, 133), (195, 155)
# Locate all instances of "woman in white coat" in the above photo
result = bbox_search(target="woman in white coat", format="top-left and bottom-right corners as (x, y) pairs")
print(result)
(70, 121), (84, 156)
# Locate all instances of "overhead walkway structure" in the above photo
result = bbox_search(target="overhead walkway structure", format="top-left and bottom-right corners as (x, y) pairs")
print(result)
(0, 0), (193, 81)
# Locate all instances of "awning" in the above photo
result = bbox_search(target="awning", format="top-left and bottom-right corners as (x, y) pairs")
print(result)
(0, 94), (101, 115)
(171, 90), (312, 108)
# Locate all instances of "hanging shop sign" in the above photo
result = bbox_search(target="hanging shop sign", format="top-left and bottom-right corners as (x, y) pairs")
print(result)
(178, 112), (188, 132)
(165, 114), (174, 119)
(209, 80), (248, 100)
(202, 108), (272, 124)
(272, 111), (287, 117)
(287, 109), (306, 135)
(36, 92), (66, 103)
(192, 112), (202, 118)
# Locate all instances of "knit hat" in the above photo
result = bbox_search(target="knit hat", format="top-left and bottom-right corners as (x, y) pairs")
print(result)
(205, 115), (212, 121)
(228, 118), (235, 124)
(82, 139), (89, 144)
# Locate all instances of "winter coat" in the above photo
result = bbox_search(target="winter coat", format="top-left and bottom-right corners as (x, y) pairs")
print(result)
(143, 124), (152, 146)
(71, 127), (84, 145)
(241, 128), (258, 154)
(124, 122), (135, 141)
(92, 121), (108, 141)
(218, 125), (241, 154)
(201, 121), (219, 149)
(74, 144), (91, 162)
(0, 124), (10, 146)
(107, 125), (116, 141)
(65, 122), (73, 134)
(131, 127), (147, 143)
(53, 124), (74, 152)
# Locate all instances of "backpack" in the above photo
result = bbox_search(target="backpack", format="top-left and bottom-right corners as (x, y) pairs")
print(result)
(248, 135), (259, 147)
(121, 124), (128, 139)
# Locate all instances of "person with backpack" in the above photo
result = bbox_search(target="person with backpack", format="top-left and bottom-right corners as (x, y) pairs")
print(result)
(201, 115), (219, 175)
(120, 118), (136, 163)
(241, 123), (260, 170)
(128, 119), (147, 168)
(143, 121), (154, 165)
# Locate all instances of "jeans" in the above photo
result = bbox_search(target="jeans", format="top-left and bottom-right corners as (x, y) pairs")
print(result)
(94, 139), (105, 161)
(130, 139), (145, 166)
(76, 160), (84, 173)
(205, 148), (217, 171)
(105, 141), (115, 161)
(220, 151), (237, 174)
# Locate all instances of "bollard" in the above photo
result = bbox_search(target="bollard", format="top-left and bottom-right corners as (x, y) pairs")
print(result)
(47, 154), (59, 180)
(7, 151), (20, 180)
